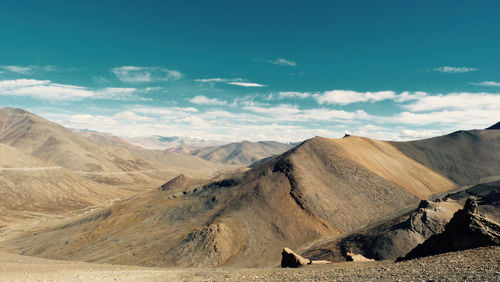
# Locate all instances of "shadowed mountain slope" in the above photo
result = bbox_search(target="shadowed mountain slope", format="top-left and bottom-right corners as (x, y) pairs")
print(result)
(3, 136), (455, 267)
(190, 141), (295, 166)
(391, 128), (500, 185)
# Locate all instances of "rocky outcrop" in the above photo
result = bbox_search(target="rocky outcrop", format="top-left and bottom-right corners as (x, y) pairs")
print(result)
(159, 174), (188, 191)
(346, 251), (375, 262)
(281, 248), (310, 268)
(398, 198), (500, 261)
(280, 248), (332, 267)
(301, 199), (460, 262)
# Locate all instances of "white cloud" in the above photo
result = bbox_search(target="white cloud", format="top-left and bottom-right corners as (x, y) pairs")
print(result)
(405, 92), (500, 112)
(399, 129), (446, 140)
(0, 79), (94, 100)
(189, 95), (227, 105)
(314, 90), (396, 105)
(0, 65), (56, 74)
(394, 91), (427, 102)
(267, 58), (296, 67)
(195, 77), (265, 87)
(195, 78), (227, 83)
(0, 79), (140, 100)
(227, 82), (266, 87)
(112, 66), (183, 83)
(393, 109), (500, 128)
(433, 66), (478, 73)
(279, 91), (311, 99)
(114, 111), (152, 121)
(470, 81), (500, 87)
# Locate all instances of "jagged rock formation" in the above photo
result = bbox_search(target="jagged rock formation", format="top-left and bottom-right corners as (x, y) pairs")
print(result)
(398, 198), (500, 261)
(281, 248), (311, 268)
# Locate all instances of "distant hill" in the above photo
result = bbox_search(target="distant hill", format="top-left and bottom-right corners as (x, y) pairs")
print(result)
(391, 129), (500, 185)
(6, 136), (455, 267)
(190, 140), (295, 165)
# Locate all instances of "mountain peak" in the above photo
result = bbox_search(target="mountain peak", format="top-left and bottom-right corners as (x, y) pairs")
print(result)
(486, 122), (500, 130)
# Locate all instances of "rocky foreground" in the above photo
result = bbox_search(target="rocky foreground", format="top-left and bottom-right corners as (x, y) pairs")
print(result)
(1, 246), (498, 281)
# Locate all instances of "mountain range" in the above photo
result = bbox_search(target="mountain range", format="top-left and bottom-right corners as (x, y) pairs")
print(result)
(0, 107), (499, 269)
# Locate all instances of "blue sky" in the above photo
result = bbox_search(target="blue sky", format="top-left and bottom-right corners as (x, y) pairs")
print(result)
(1, 0), (499, 142)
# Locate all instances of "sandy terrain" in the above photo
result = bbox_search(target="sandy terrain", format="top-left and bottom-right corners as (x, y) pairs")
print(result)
(0, 247), (498, 281)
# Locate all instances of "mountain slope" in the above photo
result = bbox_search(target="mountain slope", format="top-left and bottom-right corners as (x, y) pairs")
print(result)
(0, 143), (123, 213)
(391, 129), (500, 185)
(190, 141), (295, 166)
(3, 136), (455, 267)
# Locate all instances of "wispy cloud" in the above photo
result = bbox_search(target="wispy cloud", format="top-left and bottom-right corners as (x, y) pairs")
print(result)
(195, 78), (225, 83)
(195, 77), (266, 87)
(279, 91), (311, 99)
(114, 111), (153, 121)
(266, 58), (296, 67)
(0, 79), (140, 100)
(112, 66), (183, 83)
(311, 90), (428, 105)
(433, 66), (478, 73)
(470, 81), (500, 87)
(189, 95), (227, 105)
(227, 82), (266, 87)
(0, 65), (56, 74)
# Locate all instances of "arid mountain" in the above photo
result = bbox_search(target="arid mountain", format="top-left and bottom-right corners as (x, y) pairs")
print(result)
(190, 141), (295, 166)
(0, 108), (167, 186)
(3, 136), (455, 267)
(0, 143), (124, 214)
(0, 108), (234, 187)
(391, 128), (500, 185)
(73, 129), (140, 149)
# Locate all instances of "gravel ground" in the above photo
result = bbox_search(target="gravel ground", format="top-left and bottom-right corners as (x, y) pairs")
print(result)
(1, 247), (499, 281)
